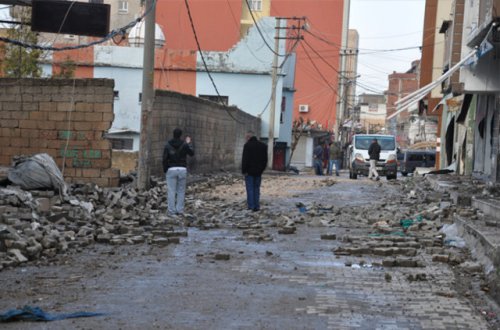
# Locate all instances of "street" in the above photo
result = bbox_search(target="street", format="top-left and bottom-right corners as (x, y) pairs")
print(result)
(0, 172), (498, 329)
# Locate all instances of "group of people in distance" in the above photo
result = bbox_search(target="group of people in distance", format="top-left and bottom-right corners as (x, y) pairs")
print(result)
(313, 138), (381, 180)
(161, 128), (382, 217)
(313, 140), (342, 176)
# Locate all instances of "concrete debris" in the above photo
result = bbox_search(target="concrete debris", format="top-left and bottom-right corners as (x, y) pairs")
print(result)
(320, 234), (337, 240)
(214, 253), (230, 261)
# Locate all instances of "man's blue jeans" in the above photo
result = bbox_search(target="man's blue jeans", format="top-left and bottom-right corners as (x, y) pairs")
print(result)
(166, 167), (187, 215)
(245, 175), (262, 211)
(314, 159), (323, 175)
(328, 159), (341, 176)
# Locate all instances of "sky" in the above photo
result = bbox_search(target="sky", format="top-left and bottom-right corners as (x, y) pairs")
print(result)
(349, 0), (426, 95)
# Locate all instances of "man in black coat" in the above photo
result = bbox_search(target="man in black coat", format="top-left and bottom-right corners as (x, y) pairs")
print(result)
(242, 131), (268, 211)
(368, 138), (381, 181)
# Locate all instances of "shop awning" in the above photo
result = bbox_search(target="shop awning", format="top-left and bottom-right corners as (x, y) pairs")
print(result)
(387, 49), (477, 121)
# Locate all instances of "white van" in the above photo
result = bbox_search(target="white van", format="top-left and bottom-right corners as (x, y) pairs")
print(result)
(348, 134), (398, 180)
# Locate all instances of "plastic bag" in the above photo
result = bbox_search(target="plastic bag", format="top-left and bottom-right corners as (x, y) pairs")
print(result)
(8, 154), (67, 196)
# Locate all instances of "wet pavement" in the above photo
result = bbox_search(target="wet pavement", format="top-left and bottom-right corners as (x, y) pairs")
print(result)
(0, 172), (498, 329)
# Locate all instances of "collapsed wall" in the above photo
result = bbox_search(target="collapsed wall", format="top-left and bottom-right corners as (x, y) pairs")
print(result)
(0, 78), (119, 187)
(150, 90), (260, 176)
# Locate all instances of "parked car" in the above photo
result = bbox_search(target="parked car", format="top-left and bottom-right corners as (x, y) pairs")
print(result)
(348, 134), (398, 180)
(400, 150), (436, 176)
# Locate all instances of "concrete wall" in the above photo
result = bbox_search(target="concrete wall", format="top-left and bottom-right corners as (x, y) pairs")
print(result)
(0, 78), (120, 187)
(149, 90), (260, 176)
(431, 0), (452, 98)
(112, 150), (138, 175)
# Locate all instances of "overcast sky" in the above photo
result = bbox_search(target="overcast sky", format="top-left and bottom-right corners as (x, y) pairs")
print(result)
(349, 0), (426, 95)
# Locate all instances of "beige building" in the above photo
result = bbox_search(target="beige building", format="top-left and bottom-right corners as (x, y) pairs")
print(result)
(358, 93), (386, 133)
(241, 0), (271, 37)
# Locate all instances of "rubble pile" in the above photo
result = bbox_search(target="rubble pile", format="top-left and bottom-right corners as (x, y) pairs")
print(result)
(0, 178), (187, 271)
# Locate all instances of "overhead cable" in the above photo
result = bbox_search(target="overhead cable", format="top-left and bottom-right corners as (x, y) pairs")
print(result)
(184, 0), (243, 124)
(0, 0), (157, 51)
(243, 0), (287, 57)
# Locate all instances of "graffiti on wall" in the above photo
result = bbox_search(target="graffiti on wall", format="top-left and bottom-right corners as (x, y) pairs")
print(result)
(58, 130), (102, 168)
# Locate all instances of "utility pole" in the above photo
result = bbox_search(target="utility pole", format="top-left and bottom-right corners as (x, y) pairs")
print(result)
(137, 0), (156, 190)
(267, 17), (305, 170)
(335, 0), (350, 143)
(267, 17), (281, 170)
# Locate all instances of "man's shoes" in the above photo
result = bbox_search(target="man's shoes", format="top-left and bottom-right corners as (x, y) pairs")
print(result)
(252, 208), (260, 212)
(376, 176), (380, 181)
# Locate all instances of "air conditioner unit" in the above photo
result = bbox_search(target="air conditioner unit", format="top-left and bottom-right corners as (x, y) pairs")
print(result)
(298, 104), (309, 113)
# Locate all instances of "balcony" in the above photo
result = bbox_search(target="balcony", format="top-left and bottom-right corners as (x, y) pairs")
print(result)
(466, 0), (500, 46)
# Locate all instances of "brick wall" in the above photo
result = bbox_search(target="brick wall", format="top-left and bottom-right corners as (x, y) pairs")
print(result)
(150, 90), (260, 176)
(0, 78), (119, 187)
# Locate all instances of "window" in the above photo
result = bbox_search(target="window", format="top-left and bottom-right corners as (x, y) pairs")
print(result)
(138, 93), (142, 103)
(118, 0), (128, 13)
(408, 154), (425, 162)
(113, 90), (119, 99)
(249, 0), (262, 11)
(280, 96), (286, 124)
(198, 94), (229, 105)
(89, 0), (103, 3)
(110, 138), (133, 150)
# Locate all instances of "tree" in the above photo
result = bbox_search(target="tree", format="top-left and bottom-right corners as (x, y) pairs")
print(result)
(287, 116), (308, 169)
(3, 7), (42, 78)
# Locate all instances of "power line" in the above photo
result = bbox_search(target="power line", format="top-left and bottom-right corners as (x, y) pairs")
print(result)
(243, 0), (287, 57)
(183, 0), (243, 124)
(302, 38), (402, 98)
(0, 0), (157, 51)
(299, 41), (356, 110)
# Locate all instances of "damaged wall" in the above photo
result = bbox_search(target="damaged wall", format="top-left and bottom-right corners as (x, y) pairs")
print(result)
(0, 78), (120, 187)
(150, 90), (260, 176)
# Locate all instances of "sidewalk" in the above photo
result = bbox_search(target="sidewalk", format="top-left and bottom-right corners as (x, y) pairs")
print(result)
(424, 173), (500, 303)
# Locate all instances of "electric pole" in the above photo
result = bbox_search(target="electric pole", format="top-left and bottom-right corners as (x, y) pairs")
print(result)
(137, 0), (156, 190)
(267, 17), (281, 170)
(267, 17), (306, 170)
(335, 0), (350, 143)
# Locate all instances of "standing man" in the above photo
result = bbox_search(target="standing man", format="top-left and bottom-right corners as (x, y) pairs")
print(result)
(329, 142), (342, 176)
(322, 141), (330, 174)
(368, 138), (381, 181)
(162, 128), (194, 216)
(313, 141), (324, 175)
(242, 131), (267, 212)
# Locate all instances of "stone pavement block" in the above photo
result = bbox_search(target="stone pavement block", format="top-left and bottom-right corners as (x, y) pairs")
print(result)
(472, 196), (500, 221)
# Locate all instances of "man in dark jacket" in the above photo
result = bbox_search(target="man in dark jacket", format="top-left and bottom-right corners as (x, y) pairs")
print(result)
(368, 138), (381, 181)
(328, 142), (342, 176)
(242, 131), (267, 212)
(313, 142), (324, 175)
(162, 128), (194, 215)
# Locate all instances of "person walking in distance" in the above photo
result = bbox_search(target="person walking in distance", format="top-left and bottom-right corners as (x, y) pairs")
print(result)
(162, 128), (194, 216)
(329, 141), (342, 176)
(322, 141), (330, 175)
(242, 131), (268, 212)
(313, 141), (324, 175)
(368, 138), (381, 181)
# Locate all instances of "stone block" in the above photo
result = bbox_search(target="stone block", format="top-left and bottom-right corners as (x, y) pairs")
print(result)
(432, 254), (449, 263)
(214, 253), (230, 261)
(8, 249), (27, 263)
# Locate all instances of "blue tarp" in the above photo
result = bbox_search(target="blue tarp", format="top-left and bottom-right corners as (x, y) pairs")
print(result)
(0, 305), (105, 322)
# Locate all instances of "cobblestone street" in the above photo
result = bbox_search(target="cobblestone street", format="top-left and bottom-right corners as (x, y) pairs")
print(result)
(0, 173), (498, 329)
